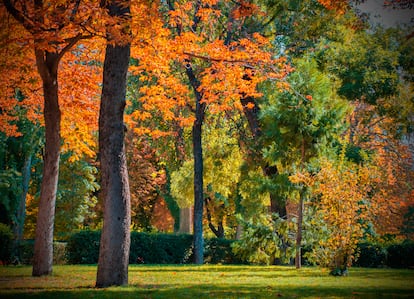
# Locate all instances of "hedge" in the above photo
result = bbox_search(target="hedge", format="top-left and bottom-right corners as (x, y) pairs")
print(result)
(66, 230), (240, 265)
(354, 242), (387, 268)
(354, 240), (414, 269)
(16, 229), (414, 268)
(386, 240), (414, 268)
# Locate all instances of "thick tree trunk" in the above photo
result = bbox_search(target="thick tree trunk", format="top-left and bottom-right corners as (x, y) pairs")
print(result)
(95, 38), (131, 289)
(179, 207), (193, 233)
(32, 54), (61, 276)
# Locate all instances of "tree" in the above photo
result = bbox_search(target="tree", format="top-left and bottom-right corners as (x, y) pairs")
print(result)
(290, 155), (372, 274)
(96, 0), (132, 288)
(2, 0), (100, 276)
(126, 134), (168, 232)
(171, 121), (242, 238)
(128, 0), (289, 263)
(253, 57), (348, 267)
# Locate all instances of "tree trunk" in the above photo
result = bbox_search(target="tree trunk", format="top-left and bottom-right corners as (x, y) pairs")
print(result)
(295, 195), (304, 269)
(185, 61), (205, 264)
(32, 52), (61, 276)
(193, 116), (204, 264)
(95, 42), (131, 288)
(179, 207), (193, 233)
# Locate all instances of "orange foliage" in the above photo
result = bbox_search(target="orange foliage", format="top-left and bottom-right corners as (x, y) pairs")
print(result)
(348, 101), (414, 236)
(0, 10), (42, 136)
(291, 157), (371, 268)
(317, 0), (349, 14)
(0, 2), (105, 159)
(128, 0), (291, 136)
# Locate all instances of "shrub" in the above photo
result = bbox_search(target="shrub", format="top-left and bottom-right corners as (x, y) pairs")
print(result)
(130, 232), (193, 264)
(0, 223), (13, 264)
(18, 240), (34, 264)
(66, 230), (100, 264)
(66, 230), (249, 265)
(386, 240), (414, 268)
(204, 238), (243, 264)
(354, 242), (387, 268)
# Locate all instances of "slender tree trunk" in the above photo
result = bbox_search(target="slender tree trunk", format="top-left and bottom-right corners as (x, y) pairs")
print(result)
(186, 62), (205, 264)
(296, 140), (306, 269)
(193, 116), (204, 264)
(32, 52), (61, 276)
(96, 1), (131, 287)
(295, 194), (304, 269)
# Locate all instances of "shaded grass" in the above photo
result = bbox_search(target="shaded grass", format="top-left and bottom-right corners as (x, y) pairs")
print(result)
(1, 265), (413, 298)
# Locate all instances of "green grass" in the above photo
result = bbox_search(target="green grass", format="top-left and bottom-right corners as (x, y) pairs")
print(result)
(1, 265), (413, 298)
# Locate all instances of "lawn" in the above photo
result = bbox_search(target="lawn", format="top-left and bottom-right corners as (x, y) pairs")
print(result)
(0, 265), (413, 298)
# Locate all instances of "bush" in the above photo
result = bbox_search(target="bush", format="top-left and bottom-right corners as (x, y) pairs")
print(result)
(204, 238), (243, 264)
(19, 240), (34, 264)
(0, 223), (13, 264)
(386, 240), (414, 268)
(355, 242), (387, 268)
(130, 232), (193, 264)
(66, 230), (247, 265)
(66, 230), (100, 264)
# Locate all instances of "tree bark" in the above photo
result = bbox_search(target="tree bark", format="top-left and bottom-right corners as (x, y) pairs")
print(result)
(96, 1), (131, 287)
(192, 114), (204, 264)
(186, 62), (205, 264)
(179, 207), (193, 233)
(295, 195), (304, 269)
(32, 52), (61, 276)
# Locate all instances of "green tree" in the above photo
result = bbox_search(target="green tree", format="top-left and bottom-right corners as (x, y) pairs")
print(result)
(252, 57), (348, 267)
(54, 153), (99, 239)
(171, 120), (242, 238)
(0, 100), (42, 260)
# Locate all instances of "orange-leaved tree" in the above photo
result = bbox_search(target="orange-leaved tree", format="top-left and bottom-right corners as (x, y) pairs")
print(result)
(347, 100), (414, 237)
(127, 0), (291, 263)
(1, 0), (104, 276)
(290, 154), (372, 274)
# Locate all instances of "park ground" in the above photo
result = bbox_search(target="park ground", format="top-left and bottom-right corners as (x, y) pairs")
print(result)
(0, 265), (413, 298)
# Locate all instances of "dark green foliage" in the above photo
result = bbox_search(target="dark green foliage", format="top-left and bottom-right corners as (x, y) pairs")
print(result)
(329, 267), (348, 276)
(66, 230), (243, 265)
(204, 238), (243, 264)
(386, 240), (414, 269)
(18, 240), (35, 264)
(355, 242), (387, 268)
(129, 232), (193, 264)
(66, 230), (101, 264)
(0, 223), (13, 263)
